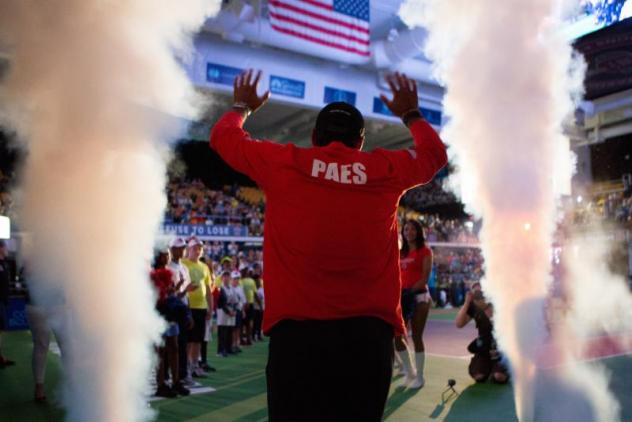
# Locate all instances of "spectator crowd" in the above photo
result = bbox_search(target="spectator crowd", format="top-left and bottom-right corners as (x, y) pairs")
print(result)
(571, 191), (632, 227)
(417, 214), (481, 244)
(400, 179), (457, 208)
(163, 177), (484, 244)
(433, 247), (484, 308)
(165, 178), (264, 236)
(149, 237), (265, 398)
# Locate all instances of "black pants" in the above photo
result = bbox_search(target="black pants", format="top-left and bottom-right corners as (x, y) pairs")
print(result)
(253, 309), (263, 339)
(201, 340), (208, 364)
(177, 321), (188, 380)
(266, 317), (394, 422)
(217, 325), (233, 354)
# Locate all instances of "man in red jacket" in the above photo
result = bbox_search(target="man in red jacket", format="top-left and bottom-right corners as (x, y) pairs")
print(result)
(210, 69), (447, 421)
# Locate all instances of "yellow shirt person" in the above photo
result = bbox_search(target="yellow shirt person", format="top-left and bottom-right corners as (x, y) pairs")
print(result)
(183, 258), (212, 309)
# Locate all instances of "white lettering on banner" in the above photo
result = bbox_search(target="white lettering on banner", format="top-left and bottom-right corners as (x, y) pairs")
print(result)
(168, 226), (190, 235)
(310, 159), (367, 185)
(162, 224), (245, 237)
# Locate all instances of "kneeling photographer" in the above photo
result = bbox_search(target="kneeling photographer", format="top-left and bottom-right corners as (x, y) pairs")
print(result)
(455, 282), (509, 384)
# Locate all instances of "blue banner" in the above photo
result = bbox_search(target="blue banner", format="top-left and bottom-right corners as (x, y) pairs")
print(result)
(372, 97), (443, 126)
(270, 75), (305, 98)
(163, 224), (249, 238)
(207, 63), (243, 86)
(324, 86), (357, 106)
(372, 97), (393, 116)
(420, 108), (442, 126)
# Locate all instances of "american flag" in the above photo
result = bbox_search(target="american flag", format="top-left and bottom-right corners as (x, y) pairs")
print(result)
(268, 0), (371, 58)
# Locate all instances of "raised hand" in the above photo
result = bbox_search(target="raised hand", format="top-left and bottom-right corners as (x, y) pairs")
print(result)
(233, 69), (271, 114)
(379, 72), (419, 118)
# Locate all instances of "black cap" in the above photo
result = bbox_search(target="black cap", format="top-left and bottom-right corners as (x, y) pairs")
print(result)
(314, 102), (364, 147)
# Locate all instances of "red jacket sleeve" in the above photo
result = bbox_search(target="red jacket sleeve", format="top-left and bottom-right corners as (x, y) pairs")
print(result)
(209, 111), (288, 187)
(386, 119), (448, 190)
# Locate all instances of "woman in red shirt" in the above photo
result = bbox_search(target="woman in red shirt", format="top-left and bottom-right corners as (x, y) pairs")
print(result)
(396, 219), (433, 389)
(151, 251), (190, 397)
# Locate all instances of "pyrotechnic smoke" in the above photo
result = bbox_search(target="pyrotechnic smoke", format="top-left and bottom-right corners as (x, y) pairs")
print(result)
(396, 0), (632, 420)
(541, 231), (632, 421)
(0, 1), (219, 420)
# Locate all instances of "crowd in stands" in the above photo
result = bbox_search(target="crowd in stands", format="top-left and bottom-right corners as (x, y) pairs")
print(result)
(400, 179), (458, 208)
(397, 209), (481, 244)
(165, 178), (264, 236)
(420, 214), (481, 244)
(161, 177), (632, 242)
(163, 177), (483, 244)
(433, 247), (484, 308)
(572, 190), (632, 227)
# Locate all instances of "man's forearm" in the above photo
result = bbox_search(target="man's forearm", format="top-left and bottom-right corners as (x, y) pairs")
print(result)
(455, 304), (471, 328)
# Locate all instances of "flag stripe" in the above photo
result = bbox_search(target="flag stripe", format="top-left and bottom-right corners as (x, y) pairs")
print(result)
(269, 0), (369, 34)
(268, 11), (370, 45)
(299, 0), (334, 12)
(270, 6), (368, 36)
(270, 19), (369, 53)
(270, 23), (371, 56)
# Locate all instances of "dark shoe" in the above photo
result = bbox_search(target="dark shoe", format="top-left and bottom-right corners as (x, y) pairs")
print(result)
(173, 383), (190, 396)
(0, 358), (16, 368)
(155, 384), (177, 398)
(200, 362), (216, 372)
(191, 369), (207, 378)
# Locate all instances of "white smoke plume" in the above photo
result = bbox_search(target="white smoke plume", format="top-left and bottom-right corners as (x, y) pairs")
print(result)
(0, 1), (220, 420)
(541, 231), (632, 421)
(397, 0), (632, 420)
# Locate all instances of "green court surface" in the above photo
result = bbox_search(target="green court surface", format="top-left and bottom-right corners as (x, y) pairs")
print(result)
(1, 329), (631, 421)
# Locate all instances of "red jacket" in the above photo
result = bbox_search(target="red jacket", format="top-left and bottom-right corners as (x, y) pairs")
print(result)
(210, 111), (447, 335)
